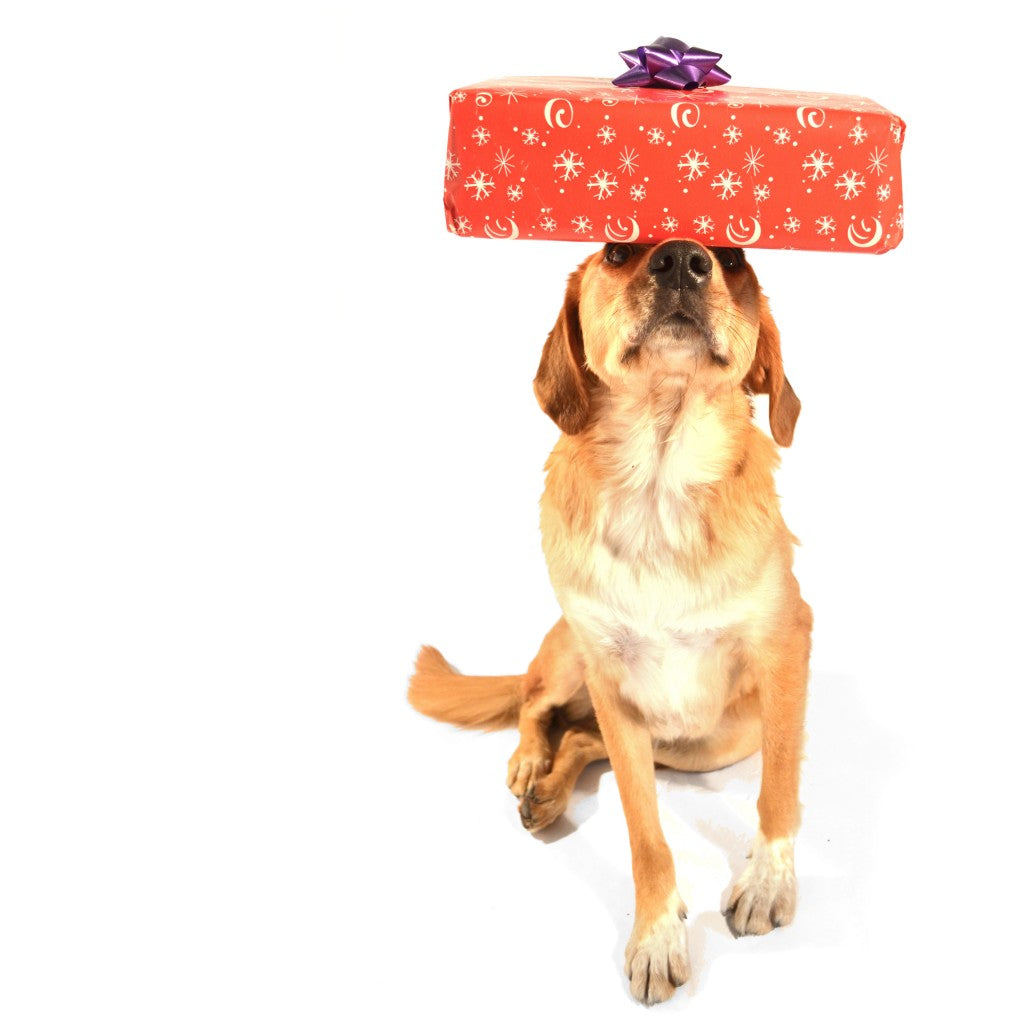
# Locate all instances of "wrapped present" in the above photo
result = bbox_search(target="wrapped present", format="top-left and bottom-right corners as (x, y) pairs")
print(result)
(443, 75), (905, 253)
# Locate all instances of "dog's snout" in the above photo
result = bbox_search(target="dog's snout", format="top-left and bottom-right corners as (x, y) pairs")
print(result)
(648, 241), (712, 291)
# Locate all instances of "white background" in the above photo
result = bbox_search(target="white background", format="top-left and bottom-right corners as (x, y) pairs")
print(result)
(1, 2), (1021, 1021)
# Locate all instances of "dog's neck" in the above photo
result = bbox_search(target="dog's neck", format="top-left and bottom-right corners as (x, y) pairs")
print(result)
(590, 379), (752, 491)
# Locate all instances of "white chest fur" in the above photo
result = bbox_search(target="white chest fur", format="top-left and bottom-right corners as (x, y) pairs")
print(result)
(561, 554), (780, 741)
(551, 388), (781, 741)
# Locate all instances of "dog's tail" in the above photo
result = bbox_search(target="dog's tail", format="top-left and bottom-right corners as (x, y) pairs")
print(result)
(408, 645), (523, 731)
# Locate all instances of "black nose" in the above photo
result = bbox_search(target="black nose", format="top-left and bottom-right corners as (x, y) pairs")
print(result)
(648, 241), (713, 291)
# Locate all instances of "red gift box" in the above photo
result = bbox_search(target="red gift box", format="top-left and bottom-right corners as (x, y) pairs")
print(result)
(443, 77), (905, 254)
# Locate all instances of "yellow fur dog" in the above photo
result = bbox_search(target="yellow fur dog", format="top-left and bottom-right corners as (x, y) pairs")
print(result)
(410, 240), (811, 1004)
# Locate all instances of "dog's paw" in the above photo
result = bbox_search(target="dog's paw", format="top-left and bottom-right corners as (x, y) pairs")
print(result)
(506, 749), (551, 798)
(726, 832), (797, 936)
(624, 897), (690, 1005)
(517, 775), (569, 832)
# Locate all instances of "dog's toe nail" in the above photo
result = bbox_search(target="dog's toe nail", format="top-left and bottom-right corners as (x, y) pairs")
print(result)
(519, 799), (534, 827)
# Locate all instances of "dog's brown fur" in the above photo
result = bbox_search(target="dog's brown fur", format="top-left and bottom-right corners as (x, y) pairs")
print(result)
(409, 240), (811, 1004)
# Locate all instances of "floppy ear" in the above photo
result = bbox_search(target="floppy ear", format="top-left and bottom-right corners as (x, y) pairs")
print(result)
(743, 291), (801, 447)
(533, 268), (594, 435)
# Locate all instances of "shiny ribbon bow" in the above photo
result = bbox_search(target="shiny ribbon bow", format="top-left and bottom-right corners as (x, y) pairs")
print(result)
(613, 36), (730, 90)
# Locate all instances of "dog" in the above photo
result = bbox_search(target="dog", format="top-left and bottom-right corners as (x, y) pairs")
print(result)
(409, 239), (811, 1004)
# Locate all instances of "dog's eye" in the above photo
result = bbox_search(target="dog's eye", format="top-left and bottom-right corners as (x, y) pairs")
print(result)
(710, 247), (746, 272)
(604, 244), (633, 267)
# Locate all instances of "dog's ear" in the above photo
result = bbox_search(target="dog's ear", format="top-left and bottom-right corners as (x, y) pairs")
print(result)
(744, 291), (801, 447)
(534, 267), (593, 435)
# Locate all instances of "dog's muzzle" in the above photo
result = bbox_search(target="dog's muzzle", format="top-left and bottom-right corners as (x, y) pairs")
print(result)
(633, 240), (726, 365)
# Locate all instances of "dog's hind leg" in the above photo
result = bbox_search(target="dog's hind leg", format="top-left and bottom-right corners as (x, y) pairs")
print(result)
(506, 617), (588, 798)
(518, 721), (607, 832)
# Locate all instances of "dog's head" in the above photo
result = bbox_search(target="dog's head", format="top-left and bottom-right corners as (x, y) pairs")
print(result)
(534, 240), (801, 445)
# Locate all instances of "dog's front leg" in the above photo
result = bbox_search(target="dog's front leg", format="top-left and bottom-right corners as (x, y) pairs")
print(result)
(727, 605), (811, 935)
(586, 658), (689, 1005)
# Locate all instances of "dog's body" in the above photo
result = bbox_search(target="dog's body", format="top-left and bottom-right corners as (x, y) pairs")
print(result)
(409, 240), (811, 1004)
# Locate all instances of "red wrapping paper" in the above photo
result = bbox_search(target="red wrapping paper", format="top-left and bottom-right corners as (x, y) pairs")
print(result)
(443, 77), (905, 254)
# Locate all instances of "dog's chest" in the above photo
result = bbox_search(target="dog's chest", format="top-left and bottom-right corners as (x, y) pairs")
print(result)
(564, 550), (774, 739)
(554, 401), (776, 739)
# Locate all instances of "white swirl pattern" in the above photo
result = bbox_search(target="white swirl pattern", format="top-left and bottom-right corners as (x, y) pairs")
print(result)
(670, 102), (701, 128)
(725, 218), (762, 245)
(847, 217), (883, 248)
(796, 106), (826, 128)
(484, 217), (519, 239)
(604, 217), (640, 243)
(544, 98), (574, 128)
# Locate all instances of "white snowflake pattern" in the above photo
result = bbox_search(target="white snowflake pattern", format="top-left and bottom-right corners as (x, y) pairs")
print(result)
(586, 170), (619, 200)
(455, 215), (472, 234)
(445, 152), (461, 181)
(849, 123), (868, 145)
(677, 150), (709, 180)
(629, 183), (647, 201)
(451, 91), (467, 103)
(597, 125), (617, 145)
(572, 214), (592, 235)
(472, 126), (491, 147)
(553, 149), (584, 181)
(723, 124), (743, 145)
(867, 147), (888, 175)
(711, 169), (743, 200)
(506, 184), (523, 202)
(618, 147), (640, 175)
(463, 170), (495, 201)
(773, 127), (791, 144)
(802, 149), (833, 181)
(499, 88), (525, 103)
(876, 183), (891, 201)
(647, 127), (665, 145)
(891, 121), (903, 144)
(521, 128), (540, 146)
(895, 208), (904, 228)
(783, 216), (801, 233)
(662, 216), (679, 231)
(835, 169), (866, 200)
(743, 147), (764, 175)
(540, 215), (557, 233)
(493, 147), (514, 176)
(815, 215), (836, 236)
(753, 184), (771, 203)
(693, 215), (714, 235)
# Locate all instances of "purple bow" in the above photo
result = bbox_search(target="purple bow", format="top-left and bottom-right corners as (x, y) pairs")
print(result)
(613, 36), (731, 90)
